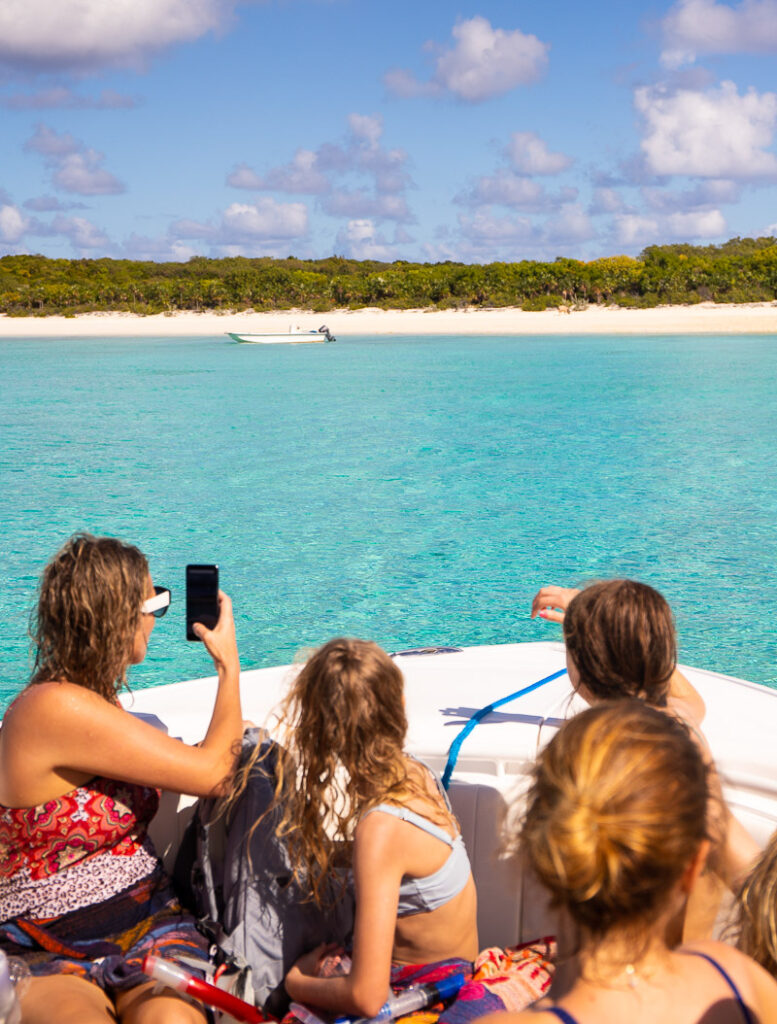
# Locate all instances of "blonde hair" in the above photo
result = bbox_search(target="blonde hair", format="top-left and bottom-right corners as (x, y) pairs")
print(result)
(563, 580), (677, 705)
(232, 638), (446, 906)
(735, 832), (777, 977)
(30, 533), (149, 702)
(518, 701), (709, 940)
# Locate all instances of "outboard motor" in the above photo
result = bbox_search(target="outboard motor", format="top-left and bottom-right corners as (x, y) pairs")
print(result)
(318, 325), (336, 343)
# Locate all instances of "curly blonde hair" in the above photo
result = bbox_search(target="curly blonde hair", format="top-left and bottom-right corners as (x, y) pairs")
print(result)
(518, 701), (709, 942)
(233, 638), (449, 906)
(735, 832), (777, 977)
(30, 533), (149, 702)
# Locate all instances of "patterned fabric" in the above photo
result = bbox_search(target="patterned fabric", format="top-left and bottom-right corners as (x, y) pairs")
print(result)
(0, 775), (210, 997)
(0, 866), (210, 996)
(0, 777), (160, 919)
(283, 939), (556, 1024)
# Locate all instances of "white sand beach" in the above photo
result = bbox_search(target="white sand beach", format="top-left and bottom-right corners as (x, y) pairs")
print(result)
(1, 302), (776, 337)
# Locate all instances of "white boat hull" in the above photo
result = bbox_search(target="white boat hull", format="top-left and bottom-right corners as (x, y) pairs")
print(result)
(123, 641), (777, 949)
(227, 327), (335, 345)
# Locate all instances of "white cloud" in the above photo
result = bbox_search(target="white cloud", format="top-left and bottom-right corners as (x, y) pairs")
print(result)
(53, 152), (125, 195)
(506, 132), (572, 175)
(348, 113), (383, 146)
(661, 0), (777, 68)
(317, 114), (411, 193)
(613, 208), (726, 247)
(455, 170), (577, 210)
(122, 233), (199, 261)
(0, 0), (235, 72)
(642, 179), (740, 212)
(0, 205), (28, 243)
(635, 81), (777, 178)
(25, 123), (79, 157)
(458, 209), (534, 243)
(171, 198), (308, 251)
(229, 113), (414, 229)
(221, 200), (308, 240)
(666, 208), (727, 235)
(542, 204), (595, 245)
(589, 188), (628, 215)
(384, 16), (549, 103)
(227, 151), (331, 195)
(321, 190), (412, 222)
(614, 214), (662, 247)
(25, 125), (125, 196)
(50, 214), (110, 249)
(334, 219), (398, 261)
(383, 69), (440, 99)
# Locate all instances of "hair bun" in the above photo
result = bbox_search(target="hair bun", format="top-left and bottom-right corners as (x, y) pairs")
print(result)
(520, 701), (708, 934)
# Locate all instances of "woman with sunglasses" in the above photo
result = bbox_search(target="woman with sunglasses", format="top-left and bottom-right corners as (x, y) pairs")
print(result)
(0, 533), (243, 1024)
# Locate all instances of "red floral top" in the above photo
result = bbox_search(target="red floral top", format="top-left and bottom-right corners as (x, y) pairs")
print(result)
(0, 777), (161, 920)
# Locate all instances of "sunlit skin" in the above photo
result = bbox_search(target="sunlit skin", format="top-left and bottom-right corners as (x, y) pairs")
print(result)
(1, 542), (243, 1024)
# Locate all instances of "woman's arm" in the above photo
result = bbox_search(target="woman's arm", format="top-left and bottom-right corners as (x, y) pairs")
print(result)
(2, 592), (242, 801)
(285, 813), (403, 1017)
(667, 667), (706, 726)
(530, 585), (580, 624)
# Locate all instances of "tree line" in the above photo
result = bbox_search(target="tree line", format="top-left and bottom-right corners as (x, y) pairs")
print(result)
(1, 236), (776, 316)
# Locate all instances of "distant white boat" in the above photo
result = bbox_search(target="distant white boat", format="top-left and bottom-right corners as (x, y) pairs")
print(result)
(227, 324), (335, 344)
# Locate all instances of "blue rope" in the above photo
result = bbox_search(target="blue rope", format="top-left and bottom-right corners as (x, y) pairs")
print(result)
(441, 667), (567, 789)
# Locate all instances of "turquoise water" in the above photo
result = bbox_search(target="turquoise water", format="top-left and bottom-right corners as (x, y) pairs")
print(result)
(2, 333), (776, 710)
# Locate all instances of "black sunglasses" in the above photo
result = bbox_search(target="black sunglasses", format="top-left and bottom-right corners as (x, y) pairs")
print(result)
(141, 585), (171, 618)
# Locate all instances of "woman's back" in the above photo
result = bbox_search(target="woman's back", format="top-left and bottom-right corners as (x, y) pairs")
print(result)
(521, 941), (775, 1024)
(357, 760), (478, 965)
(480, 702), (777, 1024)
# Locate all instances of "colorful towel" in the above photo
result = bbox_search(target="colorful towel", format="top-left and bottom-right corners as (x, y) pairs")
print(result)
(0, 866), (210, 997)
(284, 939), (556, 1024)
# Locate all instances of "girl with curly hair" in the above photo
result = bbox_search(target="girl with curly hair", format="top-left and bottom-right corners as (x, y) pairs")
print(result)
(237, 637), (478, 1018)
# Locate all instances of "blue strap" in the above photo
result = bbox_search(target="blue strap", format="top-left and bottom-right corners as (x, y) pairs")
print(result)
(681, 951), (755, 1024)
(441, 668), (567, 789)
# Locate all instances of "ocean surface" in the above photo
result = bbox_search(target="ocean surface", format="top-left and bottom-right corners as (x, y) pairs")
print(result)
(2, 332), (776, 710)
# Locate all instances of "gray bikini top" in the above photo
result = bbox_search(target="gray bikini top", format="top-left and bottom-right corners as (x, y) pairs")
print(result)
(361, 771), (472, 917)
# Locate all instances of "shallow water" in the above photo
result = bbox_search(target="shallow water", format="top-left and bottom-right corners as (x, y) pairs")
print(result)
(2, 332), (776, 710)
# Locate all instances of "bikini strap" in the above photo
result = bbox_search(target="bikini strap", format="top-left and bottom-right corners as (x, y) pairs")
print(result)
(406, 753), (455, 813)
(361, 803), (455, 846)
(541, 1008), (579, 1024)
(682, 950), (755, 1024)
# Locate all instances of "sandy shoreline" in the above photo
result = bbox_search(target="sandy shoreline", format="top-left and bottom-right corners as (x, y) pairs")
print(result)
(0, 302), (776, 337)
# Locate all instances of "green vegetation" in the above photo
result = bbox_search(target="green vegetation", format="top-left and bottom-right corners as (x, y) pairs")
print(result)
(2, 237), (776, 316)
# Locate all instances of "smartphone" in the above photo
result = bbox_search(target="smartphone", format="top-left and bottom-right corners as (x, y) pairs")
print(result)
(186, 564), (219, 641)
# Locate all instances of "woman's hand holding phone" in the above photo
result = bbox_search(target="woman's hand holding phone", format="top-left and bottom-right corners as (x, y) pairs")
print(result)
(194, 590), (239, 673)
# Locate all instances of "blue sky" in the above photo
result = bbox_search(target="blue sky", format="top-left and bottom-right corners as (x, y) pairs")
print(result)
(1, 0), (777, 263)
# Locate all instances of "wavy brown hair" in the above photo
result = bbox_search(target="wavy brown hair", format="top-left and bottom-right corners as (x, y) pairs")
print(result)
(29, 533), (149, 702)
(735, 831), (777, 977)
(233, 637), (451, 906)
(563, 579), (677, 705)
(517, 701), (709, 944)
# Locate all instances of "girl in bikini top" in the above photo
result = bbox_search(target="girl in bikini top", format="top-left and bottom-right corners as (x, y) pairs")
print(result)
(230, 638), (479, 1020)
(475, 702), (777, 1024)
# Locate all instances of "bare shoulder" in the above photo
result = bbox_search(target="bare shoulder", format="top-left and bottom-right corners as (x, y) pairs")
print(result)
(4, 680), (104, 731)
(476, 1011), (547, 1024)
(356, 805), (403, 846)
(682, 939), (777, 989)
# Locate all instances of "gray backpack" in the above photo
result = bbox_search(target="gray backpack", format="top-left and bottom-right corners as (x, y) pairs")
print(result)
(175, 729), (354, 1017)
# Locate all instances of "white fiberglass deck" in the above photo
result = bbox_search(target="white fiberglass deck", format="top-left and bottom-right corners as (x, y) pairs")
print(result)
(122, 641), (777, 948)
